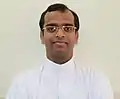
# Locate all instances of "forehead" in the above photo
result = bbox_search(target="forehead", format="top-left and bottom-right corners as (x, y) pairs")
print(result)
(44, 10), (74, 26)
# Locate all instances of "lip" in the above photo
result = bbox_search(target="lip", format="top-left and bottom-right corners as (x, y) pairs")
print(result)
(53, 41), (68, 44)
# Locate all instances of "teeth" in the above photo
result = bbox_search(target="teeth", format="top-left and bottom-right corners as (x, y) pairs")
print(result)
(56, 42), (64, 44)
(55, 42), (65, 45)
(53, 42), (67, 44)
(57, 42), (64, 43)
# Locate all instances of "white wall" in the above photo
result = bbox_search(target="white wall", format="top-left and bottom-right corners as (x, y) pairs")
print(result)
(0, 0), (120, 97)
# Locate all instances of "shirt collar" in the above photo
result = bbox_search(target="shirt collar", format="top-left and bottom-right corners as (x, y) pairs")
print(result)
(43, 56), (76, 73)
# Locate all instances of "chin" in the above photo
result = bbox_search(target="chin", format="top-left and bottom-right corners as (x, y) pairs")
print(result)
(54, 50), (66, 53)
(54, 50), (66, 55)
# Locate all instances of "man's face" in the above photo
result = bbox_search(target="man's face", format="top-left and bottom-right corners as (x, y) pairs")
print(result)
(40, 10), (78, 58)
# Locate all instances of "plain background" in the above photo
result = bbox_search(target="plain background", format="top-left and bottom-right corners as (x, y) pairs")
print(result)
(0, 0), (120, 97)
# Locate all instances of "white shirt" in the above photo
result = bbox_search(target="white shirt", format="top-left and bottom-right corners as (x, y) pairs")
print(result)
(6, 57), (114, 99)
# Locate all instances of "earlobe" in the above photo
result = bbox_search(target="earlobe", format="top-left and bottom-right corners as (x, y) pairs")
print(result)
(75, 31), (79, 44)
(40, 32), (44, 44)
(41, 39), (44, 44)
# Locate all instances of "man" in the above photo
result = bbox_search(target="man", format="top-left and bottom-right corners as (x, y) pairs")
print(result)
(6, 3), (114, 99)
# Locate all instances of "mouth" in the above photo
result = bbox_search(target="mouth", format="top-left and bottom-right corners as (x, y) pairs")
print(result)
(52, 41), (68, 49)
(53, 41), (68, 44)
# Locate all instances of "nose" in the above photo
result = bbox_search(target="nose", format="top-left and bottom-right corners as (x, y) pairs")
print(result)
(55, 28), (65, 38)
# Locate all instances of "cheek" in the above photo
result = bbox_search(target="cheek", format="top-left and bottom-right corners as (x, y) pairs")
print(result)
(43, 33), (53, 46)
(69, 35), (78, 44)
(73, 34), (78, 44)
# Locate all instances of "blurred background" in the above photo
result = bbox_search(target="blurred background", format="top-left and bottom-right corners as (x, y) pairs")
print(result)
(0, 0), (120, 98)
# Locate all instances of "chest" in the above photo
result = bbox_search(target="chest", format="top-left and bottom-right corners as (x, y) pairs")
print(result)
(28, 72), (89, 99)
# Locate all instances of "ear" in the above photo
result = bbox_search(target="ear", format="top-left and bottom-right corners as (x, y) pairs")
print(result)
(40, 31), (44, 44)
(75, 31), (79, 44)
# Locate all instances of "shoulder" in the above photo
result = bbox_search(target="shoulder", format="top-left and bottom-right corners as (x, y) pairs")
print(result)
(74, 60), (110, 82)
(76, 65), (114, 99)
(78, 66), (108, 80)
(77, 65), (111, 86)
(12, 66), (43, 85)
(6, 66), (43, 99)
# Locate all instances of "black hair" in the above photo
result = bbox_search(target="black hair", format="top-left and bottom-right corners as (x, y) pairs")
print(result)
(39, 3), (80, 33)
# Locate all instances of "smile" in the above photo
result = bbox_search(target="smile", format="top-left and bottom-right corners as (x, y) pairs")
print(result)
(53, 41), (68, 44)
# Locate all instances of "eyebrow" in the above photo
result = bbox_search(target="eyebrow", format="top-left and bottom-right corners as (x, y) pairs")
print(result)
(45, 23), (74, 27)
(45, 23), (58, 27)
(62, 23), (74, 26)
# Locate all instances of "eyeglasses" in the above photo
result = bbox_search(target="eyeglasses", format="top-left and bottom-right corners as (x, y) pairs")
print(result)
(42, 25), (77, 33)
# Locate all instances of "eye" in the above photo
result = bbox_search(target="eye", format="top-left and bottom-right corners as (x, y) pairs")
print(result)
(63, 26), (74, 33)
(46, 26), (57, 33)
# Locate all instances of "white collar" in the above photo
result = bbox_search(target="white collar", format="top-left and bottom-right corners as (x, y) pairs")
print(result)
(43, 56), (76, 73)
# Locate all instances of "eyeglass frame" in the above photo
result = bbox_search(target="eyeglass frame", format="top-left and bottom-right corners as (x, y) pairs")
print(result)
(42, 25), (77, 33)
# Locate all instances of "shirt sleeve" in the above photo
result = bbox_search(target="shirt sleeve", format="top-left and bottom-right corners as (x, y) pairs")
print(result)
(88, 70), (114, 99)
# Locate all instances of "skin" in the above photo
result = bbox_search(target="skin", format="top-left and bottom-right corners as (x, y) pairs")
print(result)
(40, 10), (79, 64)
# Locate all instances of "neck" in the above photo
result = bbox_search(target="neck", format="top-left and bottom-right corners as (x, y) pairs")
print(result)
(47, 54), (73, 64)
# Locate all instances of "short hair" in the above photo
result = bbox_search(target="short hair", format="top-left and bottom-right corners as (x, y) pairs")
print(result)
(39, 3), (80, 33)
